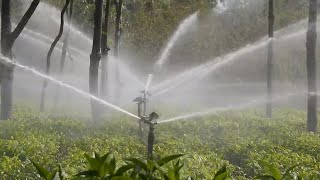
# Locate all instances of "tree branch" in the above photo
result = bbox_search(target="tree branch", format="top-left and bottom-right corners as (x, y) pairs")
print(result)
(46, 0), (71, 74)
(10, 0), (40, 43)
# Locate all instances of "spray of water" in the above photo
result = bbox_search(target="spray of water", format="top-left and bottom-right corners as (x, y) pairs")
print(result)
(0, 54), (140, 120)
(158, 92), (302, 124)
(145, 74), (153, 92)
(215, 0), (227, 14)
(155, 11), (199, 68)
(152, 26), (309, 96)
(21, 27), (88, 58)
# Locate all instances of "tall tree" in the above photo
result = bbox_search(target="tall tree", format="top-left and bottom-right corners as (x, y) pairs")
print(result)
(90, 0), (103, 121)
(100, 0), (111, 100)
(266, 0), (274, 118)
(1, 0), (40, 120)
(60, 0), (74, 74)
(54, 0), (74, 109)
(113, 0), (123, 104)
(40, 0), (71, 112)
(306, 0), (318, 132)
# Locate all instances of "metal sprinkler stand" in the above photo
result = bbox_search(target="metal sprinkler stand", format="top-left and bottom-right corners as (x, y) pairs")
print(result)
(133, 96), (145, 139)
(133, 90), (151, 139)
(140, 90), (151, 117)
(141, 112), (159, 160)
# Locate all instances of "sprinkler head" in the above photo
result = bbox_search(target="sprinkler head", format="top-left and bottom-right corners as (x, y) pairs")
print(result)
(140, 113), (159, 125)
(133, 97), (145, 104)
(140, 90), (151, 97)
(149, 112), (159, 121)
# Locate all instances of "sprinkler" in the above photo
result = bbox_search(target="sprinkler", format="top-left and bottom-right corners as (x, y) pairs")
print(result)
(140, 90), (151, 116)
(133, 90), (151, 139)
(133, 96), (146, 139)
(141, 112), (159, 159)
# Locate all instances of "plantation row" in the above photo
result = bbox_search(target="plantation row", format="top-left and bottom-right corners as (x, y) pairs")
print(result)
(0, 106), (319, 179)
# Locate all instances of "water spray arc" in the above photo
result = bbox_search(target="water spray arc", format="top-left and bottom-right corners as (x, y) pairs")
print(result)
(0, 54), (140, 120)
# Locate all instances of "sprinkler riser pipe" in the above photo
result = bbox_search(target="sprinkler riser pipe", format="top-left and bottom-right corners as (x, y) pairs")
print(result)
(147, 124), (155, 159)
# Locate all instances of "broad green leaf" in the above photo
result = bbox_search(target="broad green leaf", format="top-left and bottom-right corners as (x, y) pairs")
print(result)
(152, 161), (169, 180)
(157, 154), (184, 167)
(213, 165), (227, 180)
(84, 153), (100, 170)
(76, 170), (99, 177)
(255, 175), (277, 180)
(115, 164), (135, 176)
(282, 164), (300, 179)
(259, 161), (281, 180)
(30, 160), (50, 180)
(111, 176), (135, 180)
(47, 171), (58, 180)
(126, 158), (148, 171)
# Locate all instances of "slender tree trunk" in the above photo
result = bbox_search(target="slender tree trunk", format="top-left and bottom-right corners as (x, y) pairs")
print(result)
(90, 0), (103, 121)
(306, 0), (318, 132)
(54, 0), (74, 110)
(114, 0), (123, 104)
(60, 0), (73, 74)
(1, 0), (13, 121)
(1, 0), (39, 120)
(100, 0), (111, 100)
(40, 0), (70, 112)
(266, 0), (274, 118)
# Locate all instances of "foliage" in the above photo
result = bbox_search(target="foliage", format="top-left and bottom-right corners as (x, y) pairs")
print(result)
(0, 107), (319, 179)
(37, 0), (310, 61)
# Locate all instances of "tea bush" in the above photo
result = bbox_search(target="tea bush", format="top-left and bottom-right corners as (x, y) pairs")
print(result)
(0, 107), (319, 179)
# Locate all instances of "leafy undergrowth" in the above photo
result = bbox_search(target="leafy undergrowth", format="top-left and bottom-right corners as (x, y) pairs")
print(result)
(0, 106), (319, 179)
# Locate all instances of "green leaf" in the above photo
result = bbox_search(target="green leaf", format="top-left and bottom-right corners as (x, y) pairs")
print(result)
(30, 160), (51, 180)
(126, 158), (148, 172)
(255, 175), (276, 180)
(152, 161), (169, 180)
(213, 165), (228, 180)
(282, 164), (300, 179)
(259, 161), (281, 180)
(111, 176), (135, 180)
(108, 153), (116, 175)
(58, 164), (63, 179)
(84, 153), (100, 170)
(76, 170), (99, 177)
(157, 154), (184, 167)
(47, 171), (58, 180)
(115, 164), (135, 176)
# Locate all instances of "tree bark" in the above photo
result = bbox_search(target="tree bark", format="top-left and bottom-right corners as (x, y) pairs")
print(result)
(100, 0), (111, 100)
(40, 0), (70, 112)
(1, 0), (39, 120)
(306, 0), (318, 132)
(60, 0), (73, 74)
(266, 0), (274, 118)
(90, 0), (103, 121)
(54, 0), (74, 110)
(114, 0), (123, 104)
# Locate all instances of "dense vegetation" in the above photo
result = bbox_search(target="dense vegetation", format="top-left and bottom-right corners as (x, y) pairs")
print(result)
(1, 1), (319, 179)
(0, 106), (319, 179)
(16, 0), (309, 60)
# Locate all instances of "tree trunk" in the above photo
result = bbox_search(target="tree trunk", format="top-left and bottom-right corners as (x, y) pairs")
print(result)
(100, 0), (111, 100)
(266, 0), (274, 118)
(60, 0), (73, 74)
(114, 0), (123, 104)
(40, 0), (70, 112)
(54, 0), (74, 110)
(1, 0), (39, 120)
(306, 0), (318, 132)
(90, 0), (103, 121)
